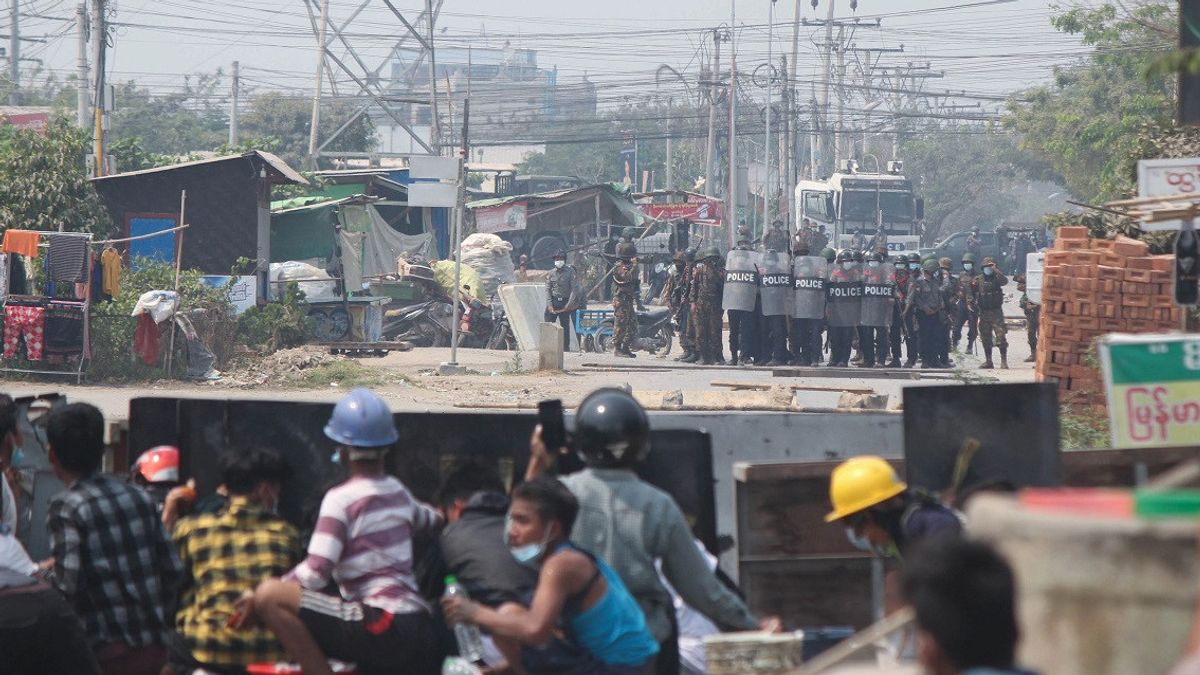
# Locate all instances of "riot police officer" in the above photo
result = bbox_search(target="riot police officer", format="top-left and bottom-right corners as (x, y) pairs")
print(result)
(723, 231), (760, 366)
(888, 255), (909, 368)
(902, 252), (923, 367)
(907, 259), (948, 369)
(826, 250), (862, 367)
(791, 243), (828, 366)
(859, 250), (895, 368)
(758, 248), (793, 366)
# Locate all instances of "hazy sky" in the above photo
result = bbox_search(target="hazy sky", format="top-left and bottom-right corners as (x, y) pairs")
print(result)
(16, 0), (1083, 108)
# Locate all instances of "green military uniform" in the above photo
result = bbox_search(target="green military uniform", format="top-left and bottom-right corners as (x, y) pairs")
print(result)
(612, 244), (640, 357)
(973, 257), (1009, 369)
(1018, 276), (1039, 362)
(690, 248), (724, 364)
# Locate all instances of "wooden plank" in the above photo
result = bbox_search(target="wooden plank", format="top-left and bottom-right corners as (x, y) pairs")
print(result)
(710, 380), (875, 395)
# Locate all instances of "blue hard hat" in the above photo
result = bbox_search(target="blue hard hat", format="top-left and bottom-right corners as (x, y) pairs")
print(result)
(324, 388), (399, 448)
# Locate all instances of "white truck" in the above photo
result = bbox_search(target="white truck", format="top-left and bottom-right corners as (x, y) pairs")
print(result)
(796, 163), (925, 253)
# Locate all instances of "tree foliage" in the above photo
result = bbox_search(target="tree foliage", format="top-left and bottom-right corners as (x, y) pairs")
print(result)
(238, 92), (377, 169)
(0, 118), (114, 236)
(110, 74), (230, 156)
(1006, 2), (1175, 203)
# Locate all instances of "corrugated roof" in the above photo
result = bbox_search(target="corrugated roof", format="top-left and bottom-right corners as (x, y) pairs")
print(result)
(271, 194), (377, 214)
(91, 150), (309, 185)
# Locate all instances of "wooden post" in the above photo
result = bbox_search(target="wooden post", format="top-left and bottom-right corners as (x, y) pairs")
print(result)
(166, 190), (186, 377)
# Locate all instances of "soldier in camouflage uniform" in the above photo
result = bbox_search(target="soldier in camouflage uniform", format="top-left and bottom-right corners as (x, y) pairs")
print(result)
(1017, 274), (1039, 362)
(612, 243), (640, 358)
(662, 249), (695, 361)
(689, 247), (725, 364)
(973, 256), (1009, 369)
(955, 252), (980, 355)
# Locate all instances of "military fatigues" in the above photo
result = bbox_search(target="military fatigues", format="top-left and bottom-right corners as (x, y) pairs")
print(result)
(907, 274), (947, 368)
(690, 257), (724, 363)
(545, 264), (583, 350)
(890, 269), (911, 366)
(612, 259), (640, 355)
(662, 263), (692, 359)
(974, 269), (1009, 367)
(763, 228), (790, 254)
(1020, 288), (1039, 358)
(937, 269), (957, 365)
(955, 271), (979, 353)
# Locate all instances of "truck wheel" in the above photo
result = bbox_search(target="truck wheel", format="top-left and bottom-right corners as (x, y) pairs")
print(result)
(529, 234), (567, 270)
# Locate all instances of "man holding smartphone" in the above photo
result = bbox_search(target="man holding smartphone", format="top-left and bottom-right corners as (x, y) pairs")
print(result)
(527, 389), (776, 675)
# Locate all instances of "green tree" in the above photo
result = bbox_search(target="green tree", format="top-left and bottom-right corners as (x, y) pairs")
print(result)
(1006, 2), (1175, 202)
(238, 92), (377, 169)
(109, 73), (229, 156)
(0, 117), (114, 236)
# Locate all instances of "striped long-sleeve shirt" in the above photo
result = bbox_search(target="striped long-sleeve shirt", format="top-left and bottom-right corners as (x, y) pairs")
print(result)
(285, 475), (442, 615)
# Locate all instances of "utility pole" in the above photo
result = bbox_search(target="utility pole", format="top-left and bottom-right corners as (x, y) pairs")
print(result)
(76, 4), (88, 128)
(426, 0), (440, 154)
(764, 0), (775, 232)
(229, 60), (240, 146)
(307, 0), (330, 169)
(9, 0), (18, 105)
(704, 27), (722, 197)
(90, 0), (105, 176)
(835, 24), (845, 168)
(819, 0), (834, 173)
(729, 0), (739, 247)
(665, 98), (673, 191)
(789, 0), (802, 217)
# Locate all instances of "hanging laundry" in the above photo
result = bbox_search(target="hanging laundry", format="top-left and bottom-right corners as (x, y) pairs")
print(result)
(101, 247), (122, 297)
(1, 230), (39, 258)
(42, 250), (55, 298)
(4, 304), (45, 361)
(8, 255), (26, 296)
(133, 313), (160, 365)
(44, 301), (85, 358)
(90, 254), (110, 302)
(46, 233), (89, 282)
(0, 253), (8, 303)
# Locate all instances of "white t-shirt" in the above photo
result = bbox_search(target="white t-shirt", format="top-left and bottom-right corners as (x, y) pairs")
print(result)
(0, 530), (36, 575)
(0, 475), (15, 534)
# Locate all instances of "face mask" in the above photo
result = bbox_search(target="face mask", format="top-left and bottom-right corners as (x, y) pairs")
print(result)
(553, 260), (565, 269)
(10, 447), (23, 467)
(868, 261), (880, 268)
(983, 267), (994, 276)
(894, 263), (905, 271)
(963, 263), (974, 272)
(845, 527), (873, 552)
(908, 263), (918, 271)
(841, 262), (852, 270)
(506, 514), (553, 567)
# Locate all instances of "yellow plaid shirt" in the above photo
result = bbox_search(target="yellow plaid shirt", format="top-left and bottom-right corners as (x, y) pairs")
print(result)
(173, 496), (301, 669)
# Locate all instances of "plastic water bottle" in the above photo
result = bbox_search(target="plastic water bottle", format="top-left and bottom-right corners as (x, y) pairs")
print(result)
(443, 576), (486, 664)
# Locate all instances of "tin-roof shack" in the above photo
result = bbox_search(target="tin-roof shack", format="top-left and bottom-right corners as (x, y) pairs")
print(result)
(91, 151), (308, 282)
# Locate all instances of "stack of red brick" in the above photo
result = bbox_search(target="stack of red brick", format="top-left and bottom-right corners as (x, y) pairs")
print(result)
(1036, 226), (1181, 402)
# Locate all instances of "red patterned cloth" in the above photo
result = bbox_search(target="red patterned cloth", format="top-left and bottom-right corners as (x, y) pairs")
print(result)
(3, 305), (44, 361)
(133, 314), (159, 365)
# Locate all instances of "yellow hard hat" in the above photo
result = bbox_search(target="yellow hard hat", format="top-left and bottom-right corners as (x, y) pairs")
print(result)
(825, 456), (907, 522)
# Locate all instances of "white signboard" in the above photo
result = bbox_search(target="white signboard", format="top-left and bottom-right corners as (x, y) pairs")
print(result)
(1137, 157), (1200, 231)
(410, 155), (460, 180)
(475, 202), (528, 234)
(1026, 251), (1044, 304)
(407, 181), (458, 208)
(201, 275), (257, 315)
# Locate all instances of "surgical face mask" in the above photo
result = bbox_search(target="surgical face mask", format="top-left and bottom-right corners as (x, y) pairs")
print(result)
(909, 263), (920, 271)
(963, 263), (974, 272)
(845, 527), (873, 552)
(868, 261), (880, 268)
(553, 260), (565, 269)
(983, 266), (994, 276)
(506, 514), (553, 567)
(841, 262), (852, 270)
(10, 446), (23, 467)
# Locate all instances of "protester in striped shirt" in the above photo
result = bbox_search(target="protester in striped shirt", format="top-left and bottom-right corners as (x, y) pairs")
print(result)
(234, 389), (444, 675)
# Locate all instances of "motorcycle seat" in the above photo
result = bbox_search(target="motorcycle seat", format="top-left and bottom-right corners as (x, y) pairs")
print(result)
(639, 307), (671, 323)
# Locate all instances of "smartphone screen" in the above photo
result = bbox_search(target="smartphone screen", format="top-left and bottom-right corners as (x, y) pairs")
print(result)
(538, 399), (566, 451)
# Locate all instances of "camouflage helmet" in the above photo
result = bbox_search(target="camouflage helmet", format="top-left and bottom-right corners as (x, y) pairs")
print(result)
(618, 243), (638, 258)
(938, 256), (952, 269)
(621, 227), (638, 240)
(982, 256), (996, 266)
(684, 248), (697, 261)
(700, 246), (721, 260)
(962, 252), (977, 264)
(923, 259), (939, 273)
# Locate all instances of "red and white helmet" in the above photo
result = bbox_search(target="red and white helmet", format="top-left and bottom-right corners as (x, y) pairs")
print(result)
(135, 446), (180, 483)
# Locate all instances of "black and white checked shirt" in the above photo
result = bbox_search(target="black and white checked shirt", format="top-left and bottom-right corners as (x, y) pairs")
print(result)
(47, 474), (181, 648)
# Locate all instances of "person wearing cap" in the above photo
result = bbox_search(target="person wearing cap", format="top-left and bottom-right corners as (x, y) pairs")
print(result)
(825, 456), (961, 561)
(545, 251), (583, 351)
(244, 389), (443, 675)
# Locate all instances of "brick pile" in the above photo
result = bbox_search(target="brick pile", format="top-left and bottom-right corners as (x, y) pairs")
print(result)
(1036, 226), (1181, 403)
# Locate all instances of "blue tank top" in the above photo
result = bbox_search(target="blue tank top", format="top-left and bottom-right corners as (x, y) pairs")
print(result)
(559, 544), (660, 667)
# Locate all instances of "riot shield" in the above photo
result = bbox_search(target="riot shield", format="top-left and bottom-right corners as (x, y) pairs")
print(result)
(722, 248), (760, 312)
(759, 250), (792, 317)
(861, 262), (897, 327)
(793, 256), (829, 319)
(826, 261), (863, 328)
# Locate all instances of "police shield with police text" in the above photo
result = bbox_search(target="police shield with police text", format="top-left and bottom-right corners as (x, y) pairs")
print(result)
(724, 245), (760, 365)
(859, 251), (896, 368)
(792, 254), (828, 366)
(758, 250), (792, 364)
(826, 251), (862, 367)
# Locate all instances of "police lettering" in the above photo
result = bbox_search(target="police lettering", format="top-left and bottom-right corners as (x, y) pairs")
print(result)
(726, 271), (758, 284)
(863, 283), (894, 297)
(761, 273), (792, 288)
(794, 277), (826, 291)
(827, 282), (863, 299)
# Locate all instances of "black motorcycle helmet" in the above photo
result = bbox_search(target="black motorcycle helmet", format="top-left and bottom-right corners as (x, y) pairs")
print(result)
(906, 251), (921, 264)
(853, 249), (865, 263)
(868, 250), (886, 263)
(836, 249), (855, 264)
(618, 243), (638, 259)
(573, 388), (651, 468)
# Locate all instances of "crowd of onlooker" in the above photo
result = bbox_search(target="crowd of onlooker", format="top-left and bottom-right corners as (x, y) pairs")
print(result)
(0, 386), (1037, 675)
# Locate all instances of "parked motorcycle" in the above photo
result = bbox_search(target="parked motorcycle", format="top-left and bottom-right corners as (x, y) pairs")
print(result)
(594, 306), (674, 355)
(383, 297), (455, 347)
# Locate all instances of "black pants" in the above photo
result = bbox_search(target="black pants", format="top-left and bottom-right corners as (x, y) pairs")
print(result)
(916, 311), (946, 366)
(676, 305), (693, 352)
(889, 306), (904, 363)
(0, 582), (102, 675)
(903, 312), (920, 363)
(762, 315), (789, 363)
(857, 325), (889, 366)
(829, 326), (854, 365)
(728, 309), (759, 361)
(791, 318), (821, 365)
(545, 308), (574, 350)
